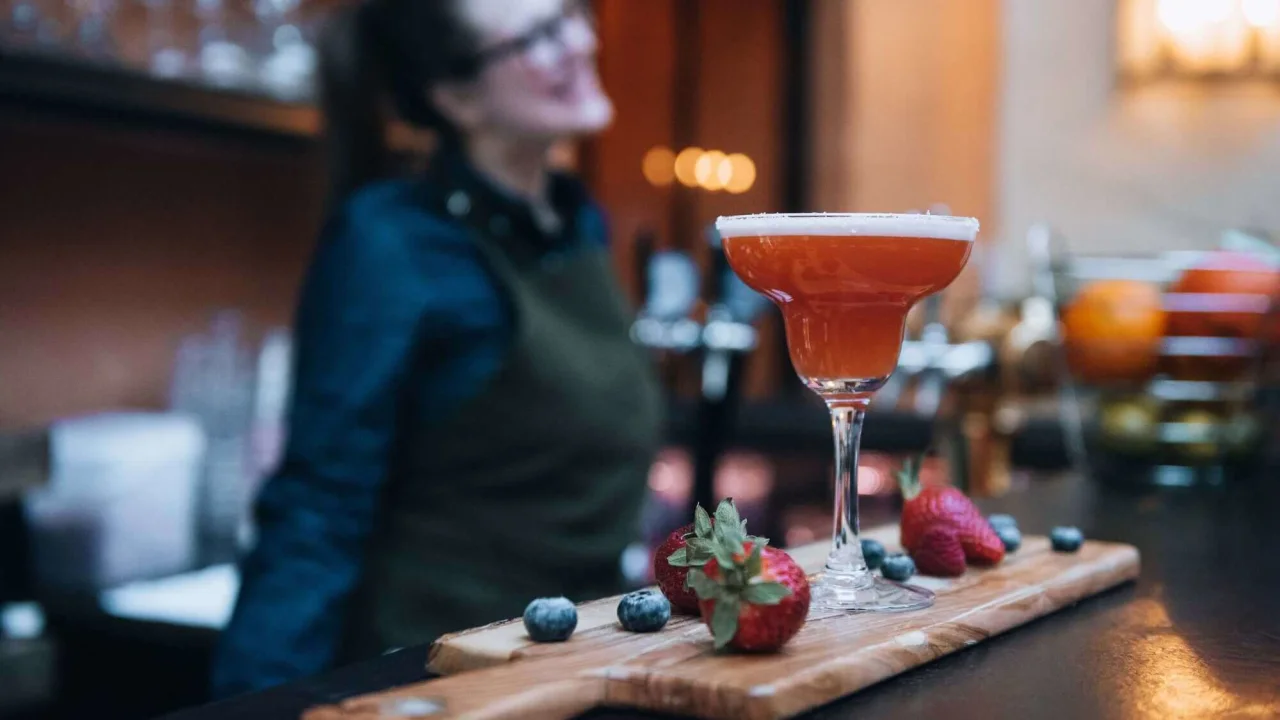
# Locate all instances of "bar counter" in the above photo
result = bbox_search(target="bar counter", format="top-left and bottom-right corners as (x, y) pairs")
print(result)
(166, 471), (1280, 719)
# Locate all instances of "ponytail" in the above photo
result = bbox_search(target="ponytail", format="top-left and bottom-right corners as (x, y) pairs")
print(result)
(318, 3), (390, 208)
(317, 0), (479, 208)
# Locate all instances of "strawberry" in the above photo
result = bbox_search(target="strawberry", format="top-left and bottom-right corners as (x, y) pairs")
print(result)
(897, 458), (1005, 567)
(910, 525), (966, 577)
(654, 523), (706, 614)
(657, 499), (759, 615)
(686, 501), (809, 652)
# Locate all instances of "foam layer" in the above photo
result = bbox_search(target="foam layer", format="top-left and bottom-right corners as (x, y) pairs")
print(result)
(715, 213), (980, 241)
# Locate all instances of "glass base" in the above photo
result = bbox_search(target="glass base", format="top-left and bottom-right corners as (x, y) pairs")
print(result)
(811, 571), (936, 612)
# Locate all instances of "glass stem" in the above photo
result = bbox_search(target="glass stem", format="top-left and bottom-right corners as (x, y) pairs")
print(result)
(826, 401), (870, 580)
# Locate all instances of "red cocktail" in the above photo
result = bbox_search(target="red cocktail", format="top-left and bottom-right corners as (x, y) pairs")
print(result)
(718, 213), (977, 611)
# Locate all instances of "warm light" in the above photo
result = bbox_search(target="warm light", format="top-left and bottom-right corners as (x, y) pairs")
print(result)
(1242, 0), (1280, 27)
(673, 147), (703, 188)
(1122, 0), (1280, 77)
(784, 526), (816, 547)
(694, 150), (728, 191)
(856, 465), (887, 495)
(1117, 600), (1277, 717)
(641, 146), (676, 187)
(1158, 0), (1231, 35)
(664, 147), (758, 193)
(724, 153), (756, 194)
(646, 447), (691, 502)
(713, 452), (774, 502)
(715, 156), (734, 187)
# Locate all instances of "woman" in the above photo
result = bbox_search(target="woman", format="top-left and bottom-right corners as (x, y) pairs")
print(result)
(212, 0), (662, 697)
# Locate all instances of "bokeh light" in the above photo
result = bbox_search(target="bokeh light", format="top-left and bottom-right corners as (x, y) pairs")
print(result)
(785, 525), (816, 547)
(674, 147), (704, 188)
(641, 146), (676, 187)
(725, 153), (757, 194)
(1242, 0), (1280, 28)
(695, 150), (728, 191)
(646, 448), (691, 500)
(1157, 0), (1231, 35)
(647, 147), (757, 193)
(716, 156), (734, 187)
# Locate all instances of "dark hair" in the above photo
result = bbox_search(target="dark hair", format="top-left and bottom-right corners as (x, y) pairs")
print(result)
(318, 0), (482, 203)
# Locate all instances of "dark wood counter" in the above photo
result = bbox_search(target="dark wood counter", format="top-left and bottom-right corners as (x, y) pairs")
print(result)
(165, 471), (1280, 719)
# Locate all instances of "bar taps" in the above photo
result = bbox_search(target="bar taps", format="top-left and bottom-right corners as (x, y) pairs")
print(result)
(885, 292), (1001, 494)
(630, 225), (769, 517)
(630, 229), (702, 353)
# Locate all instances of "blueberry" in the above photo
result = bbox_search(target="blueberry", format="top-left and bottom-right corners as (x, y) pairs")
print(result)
(996, 525), (1022, 553)
(881, 554), (916, 582)
(1050, 526), (1084, 553)
(617, 589), (671, 633)
(523, 597), (577, 642)
(987, 514), (1018, 532)
(861, 538), (887, 570)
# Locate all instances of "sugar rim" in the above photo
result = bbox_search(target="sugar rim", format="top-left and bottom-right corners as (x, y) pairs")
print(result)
(715, 213), (980, 241)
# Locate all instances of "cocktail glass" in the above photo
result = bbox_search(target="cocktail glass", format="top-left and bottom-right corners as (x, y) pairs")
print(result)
(717, 213), (977, 611)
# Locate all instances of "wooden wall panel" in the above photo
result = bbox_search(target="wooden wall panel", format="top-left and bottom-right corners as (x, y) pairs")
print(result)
(692, 0), (786, 224)
(587, 0), (679, 302)
(808, 0), (857, 213)
(693, 0), (787, 399)
(586, 0), (789, 398)
(838, 0), (1000, 223)
(589, 0), (789, 255)
(0, 115), (320, 430)
(807, 0), (1001, 324)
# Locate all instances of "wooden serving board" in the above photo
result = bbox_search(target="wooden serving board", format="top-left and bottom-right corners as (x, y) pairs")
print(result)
(303, 525), (1139, 720)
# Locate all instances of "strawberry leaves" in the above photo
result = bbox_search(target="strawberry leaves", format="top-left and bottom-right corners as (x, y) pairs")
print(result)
(685, 498), (793, 651)
(710, 597), (740, 650)
(742, 581), (791, 605)
(710, 536), (739, 569)
(665, 540), (710, 568)
(666, 504), (716, 569)
(687, 569), (722, 600)
(715, 499), (742, 544)
(896, 455), (925, 501)
(694, 503), (712, 538)
(667, 498), (768, 569)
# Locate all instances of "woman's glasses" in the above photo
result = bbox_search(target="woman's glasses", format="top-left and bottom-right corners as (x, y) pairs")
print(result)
(469, 0), (594, 70)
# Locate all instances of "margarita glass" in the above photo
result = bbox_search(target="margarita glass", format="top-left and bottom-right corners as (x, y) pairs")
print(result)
(717, 213), (977, 611)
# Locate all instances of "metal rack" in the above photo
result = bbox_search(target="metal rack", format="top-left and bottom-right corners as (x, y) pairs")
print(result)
(1026, 224), (1280, 487)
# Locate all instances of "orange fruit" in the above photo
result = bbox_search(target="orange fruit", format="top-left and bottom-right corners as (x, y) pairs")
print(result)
(1062, 279), (1165, 384)
(1165, 252), (1279, 380)
(1166, 251), (1279, 339)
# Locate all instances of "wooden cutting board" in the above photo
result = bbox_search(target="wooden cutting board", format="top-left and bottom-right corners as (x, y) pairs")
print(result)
(303, 524), (1139, 720)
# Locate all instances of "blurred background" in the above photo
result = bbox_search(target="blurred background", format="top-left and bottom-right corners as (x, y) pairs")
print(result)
(3, 0), (1280, 717)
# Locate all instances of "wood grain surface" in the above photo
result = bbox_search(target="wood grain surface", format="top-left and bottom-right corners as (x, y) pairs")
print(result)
(302, 524), (1140, 720)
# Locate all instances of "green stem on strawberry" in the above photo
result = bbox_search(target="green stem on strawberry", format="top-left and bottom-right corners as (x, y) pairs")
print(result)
(664, 503), (716, 569)
(667, 498), (769, 571)
(896, 455), (926, 501)
(669, 498), (810, 653)
(688, 541), (792, 649)
(685, 509), (792, 650)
